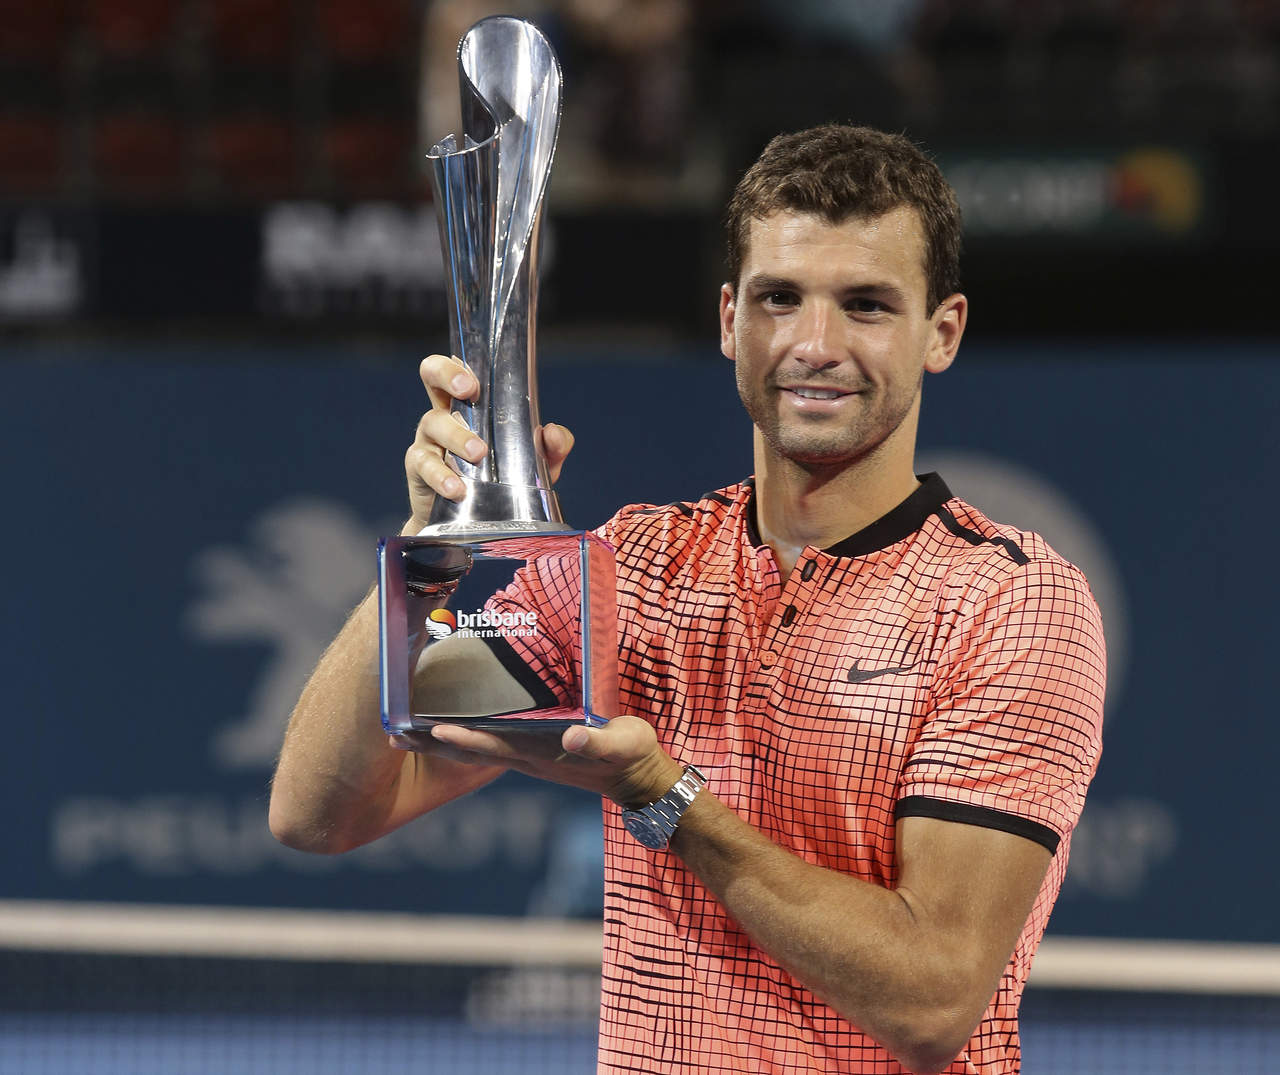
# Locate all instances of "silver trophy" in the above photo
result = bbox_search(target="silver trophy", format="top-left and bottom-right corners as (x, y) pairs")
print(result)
(377, 16), (619, 740)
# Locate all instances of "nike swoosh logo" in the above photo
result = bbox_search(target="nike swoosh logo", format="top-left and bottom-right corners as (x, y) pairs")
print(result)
(846, 661), (911, 684)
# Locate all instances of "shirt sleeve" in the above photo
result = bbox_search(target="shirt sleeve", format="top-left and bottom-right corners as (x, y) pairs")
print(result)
(896, 555), (1106, 853)
(480, 509), (633, 707)
(482, 548), (583, 708)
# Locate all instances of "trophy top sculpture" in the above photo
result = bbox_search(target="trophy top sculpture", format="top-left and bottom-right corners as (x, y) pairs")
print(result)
(421, 17), (566, 537)
(378, 17), (618, 735)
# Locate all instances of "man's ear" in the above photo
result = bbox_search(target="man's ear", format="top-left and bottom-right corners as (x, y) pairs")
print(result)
(925, 292), (967, 374)
(720, 283), (737, 361)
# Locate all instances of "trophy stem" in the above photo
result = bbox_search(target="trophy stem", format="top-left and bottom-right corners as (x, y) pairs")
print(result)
(423, 16), (564, 536)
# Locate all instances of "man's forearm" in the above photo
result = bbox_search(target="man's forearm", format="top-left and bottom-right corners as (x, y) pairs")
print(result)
(432, 710), (1046, 1071)
(668, 794), (1017, 1074)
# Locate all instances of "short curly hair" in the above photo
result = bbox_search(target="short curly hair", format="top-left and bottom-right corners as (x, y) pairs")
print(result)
(725, 125), (962, 312)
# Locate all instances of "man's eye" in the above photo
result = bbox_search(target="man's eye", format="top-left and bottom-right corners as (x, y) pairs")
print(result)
(763, 291), (797, 306)
(848, 298), (886, 314)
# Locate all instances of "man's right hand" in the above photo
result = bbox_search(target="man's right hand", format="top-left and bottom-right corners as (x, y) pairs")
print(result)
(403, 353), (575, 534)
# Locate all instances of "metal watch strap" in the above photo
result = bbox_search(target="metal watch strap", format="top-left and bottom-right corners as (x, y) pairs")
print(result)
(621, 765), (707, 850)
(667, 766), (705, 810)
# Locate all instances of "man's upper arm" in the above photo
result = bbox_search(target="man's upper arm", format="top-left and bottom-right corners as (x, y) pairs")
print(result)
(892, 554), (1102, 967)
(894, 815), (1052, 1005)
(901, 556), (1106, 849)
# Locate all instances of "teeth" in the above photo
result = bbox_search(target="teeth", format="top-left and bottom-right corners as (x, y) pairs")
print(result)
(792, 387), (842, 400)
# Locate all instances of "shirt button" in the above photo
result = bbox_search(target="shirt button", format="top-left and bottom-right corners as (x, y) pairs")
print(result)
(760, 649), (778, 668)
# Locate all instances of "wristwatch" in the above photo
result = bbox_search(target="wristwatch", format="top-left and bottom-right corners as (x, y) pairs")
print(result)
(621, 765), (707, 850)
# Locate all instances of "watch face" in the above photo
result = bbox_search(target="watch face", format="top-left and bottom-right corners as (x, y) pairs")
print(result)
(623, 812), (669, 850)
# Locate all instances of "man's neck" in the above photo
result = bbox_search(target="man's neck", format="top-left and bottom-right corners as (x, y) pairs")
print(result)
(753, 443), (921, 580)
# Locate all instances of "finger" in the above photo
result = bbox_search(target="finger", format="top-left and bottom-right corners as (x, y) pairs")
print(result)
(541, 423), (575, 462)
(388, 731), (479, 763)
(407, 356), (484, 514)
(430, 723), (521, 760)
(430, 725), (599, 784)
(419, 408), (487, 466)
(405, 439), (465, 502)
(407, 409), (488, 505)
(419, 354), (480, 413)
(538, 423), (576, 484)
(397, 728), (506, 768)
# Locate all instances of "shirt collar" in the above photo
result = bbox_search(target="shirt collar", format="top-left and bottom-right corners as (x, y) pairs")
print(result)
(744, 472), (952, 559)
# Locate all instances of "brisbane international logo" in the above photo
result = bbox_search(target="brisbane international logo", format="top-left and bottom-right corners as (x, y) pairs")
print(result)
(425, 607), (539, 642)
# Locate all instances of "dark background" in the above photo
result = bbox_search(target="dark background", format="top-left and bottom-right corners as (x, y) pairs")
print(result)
(4, 0), (1277, 340)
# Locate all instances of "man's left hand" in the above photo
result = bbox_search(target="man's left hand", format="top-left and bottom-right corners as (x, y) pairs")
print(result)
(406, 715), (683, 807)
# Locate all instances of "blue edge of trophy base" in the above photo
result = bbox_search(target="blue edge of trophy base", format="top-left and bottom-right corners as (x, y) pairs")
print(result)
(376, 531), (616, 739)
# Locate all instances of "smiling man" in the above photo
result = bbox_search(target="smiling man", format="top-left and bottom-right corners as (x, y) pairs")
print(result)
(271, 125), (1105, 1074)
(723, 198), (965, 579)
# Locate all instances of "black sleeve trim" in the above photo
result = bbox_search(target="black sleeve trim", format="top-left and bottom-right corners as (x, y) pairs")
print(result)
(895, 796), (1061, 854)
(480, 634), (563, 711)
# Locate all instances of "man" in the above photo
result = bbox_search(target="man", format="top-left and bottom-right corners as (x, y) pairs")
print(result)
(270, 125), (1105, 1074)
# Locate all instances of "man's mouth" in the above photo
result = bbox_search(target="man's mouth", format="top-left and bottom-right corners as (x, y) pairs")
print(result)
(783, 386), (851, 400)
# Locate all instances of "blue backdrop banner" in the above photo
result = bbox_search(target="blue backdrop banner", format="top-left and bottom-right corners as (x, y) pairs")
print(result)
(3, 340), (1276, 941)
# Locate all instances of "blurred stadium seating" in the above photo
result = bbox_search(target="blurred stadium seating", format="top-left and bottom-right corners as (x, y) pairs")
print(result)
(0, 0), (1275, 332)
(4, 0), (1274, 197)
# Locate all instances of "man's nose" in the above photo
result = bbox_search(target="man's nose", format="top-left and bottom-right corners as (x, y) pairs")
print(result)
(790, 303), (843, 368)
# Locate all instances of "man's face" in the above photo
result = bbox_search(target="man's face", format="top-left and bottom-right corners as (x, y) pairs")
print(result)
(721, 207), (964, 471)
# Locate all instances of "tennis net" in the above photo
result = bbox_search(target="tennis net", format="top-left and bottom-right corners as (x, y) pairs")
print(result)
(1, 901), (1276, 1074)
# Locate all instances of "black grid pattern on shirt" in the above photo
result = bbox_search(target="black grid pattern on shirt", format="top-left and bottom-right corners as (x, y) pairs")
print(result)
(493, 480), (1105, 1074)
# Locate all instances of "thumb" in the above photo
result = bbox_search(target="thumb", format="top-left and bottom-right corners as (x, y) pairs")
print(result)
(562, 715), (651, 762)
(540, 423), (575, 483)
(561, 723), (600, 757)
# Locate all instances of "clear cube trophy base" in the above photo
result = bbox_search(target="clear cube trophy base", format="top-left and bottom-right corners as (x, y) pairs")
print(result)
(377, 522), (619, 744)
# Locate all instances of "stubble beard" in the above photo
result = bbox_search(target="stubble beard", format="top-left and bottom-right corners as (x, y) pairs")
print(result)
(738, 369), (922, 473)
